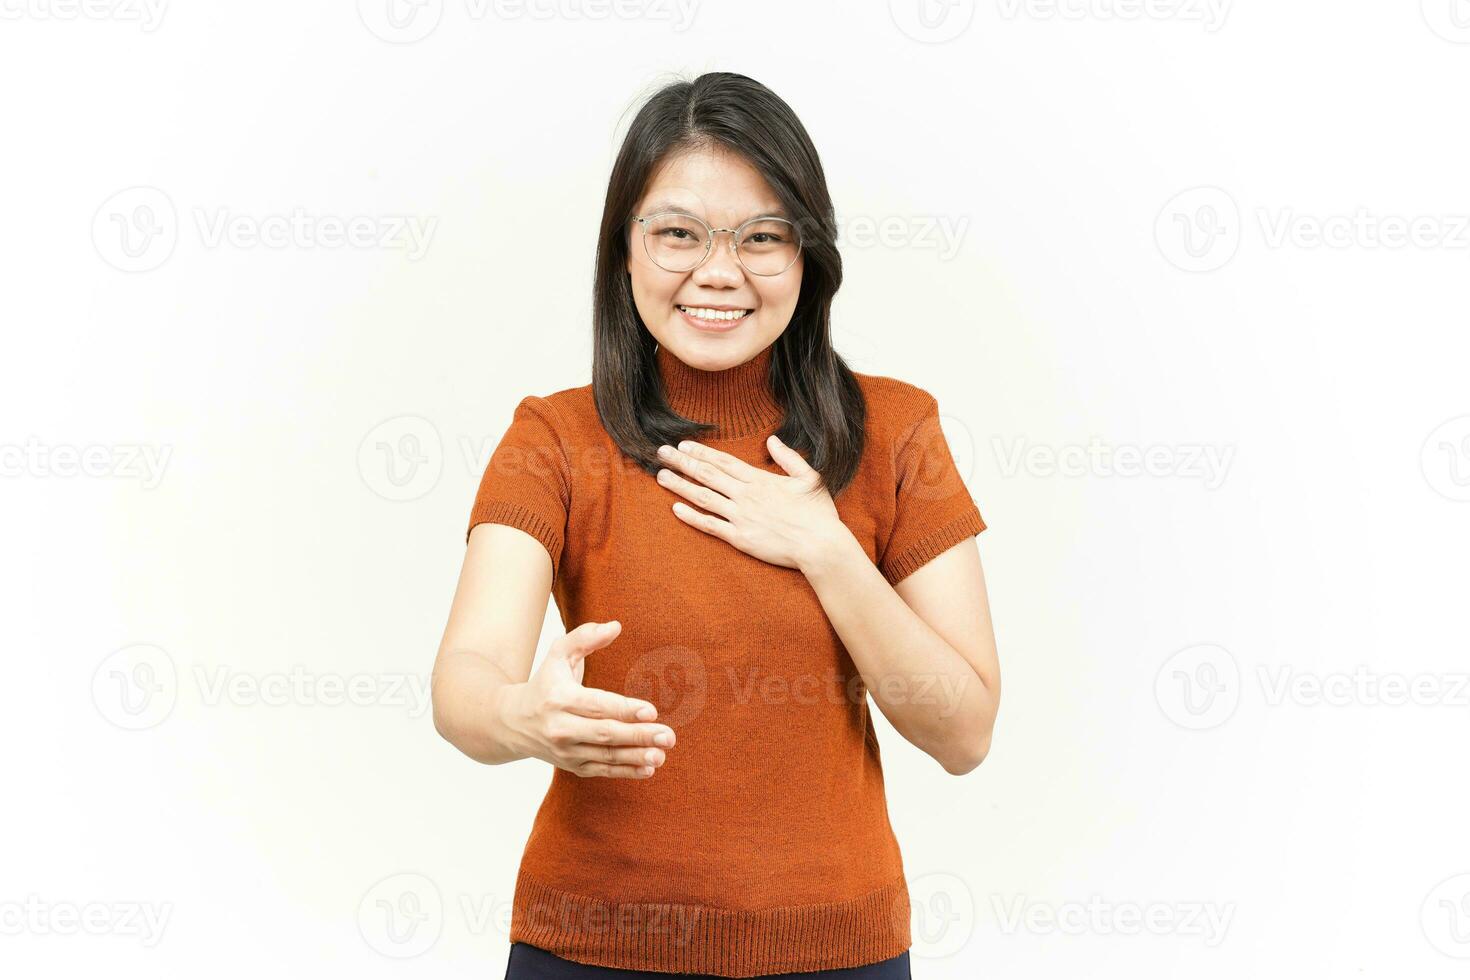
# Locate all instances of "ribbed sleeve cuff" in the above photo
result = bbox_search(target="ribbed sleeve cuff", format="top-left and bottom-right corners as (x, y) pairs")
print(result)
(467, 499), (563, 581)
(509, 869), (912, 977)
(879, 505), (986, 586)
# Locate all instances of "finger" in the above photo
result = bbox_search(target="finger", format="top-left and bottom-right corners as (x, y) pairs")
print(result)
(572, 761), (657, 779)
(565, 686), (660, 723)
(559, 619), (621, 667)
(679, 440), (765, 481)
(555, 715), (676, 749)
(658, 442), (743, 497)
(566, 743), (667, 769)
(766, 433), (816, 478)
(656, 467), (735, 519)
(672, 500), (737, 546)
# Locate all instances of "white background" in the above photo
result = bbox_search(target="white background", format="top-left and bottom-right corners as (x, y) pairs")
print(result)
(3, 1), (1468, 977)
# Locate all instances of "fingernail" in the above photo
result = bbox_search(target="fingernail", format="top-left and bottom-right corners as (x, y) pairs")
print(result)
(645, 749), (660, 765)
(636, 705), (656, 721)
(639, 766), (654, 777)
(655, 732), (673, 747)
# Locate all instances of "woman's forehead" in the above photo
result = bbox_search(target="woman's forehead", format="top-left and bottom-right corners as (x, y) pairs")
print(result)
(640, 148), (786, 221)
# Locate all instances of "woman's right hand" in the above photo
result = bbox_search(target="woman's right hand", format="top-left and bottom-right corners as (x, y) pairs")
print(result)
(496, 620), (676, 779)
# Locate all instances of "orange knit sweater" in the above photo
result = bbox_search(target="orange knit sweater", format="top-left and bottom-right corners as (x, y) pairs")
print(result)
(466, 341), (986, 976)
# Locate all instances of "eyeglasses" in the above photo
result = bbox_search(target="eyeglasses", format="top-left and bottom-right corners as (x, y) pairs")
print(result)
(631, 210), (802, 277)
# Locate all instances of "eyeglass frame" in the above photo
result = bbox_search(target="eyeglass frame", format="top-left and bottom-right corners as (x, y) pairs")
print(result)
(629, 210), (803, 277)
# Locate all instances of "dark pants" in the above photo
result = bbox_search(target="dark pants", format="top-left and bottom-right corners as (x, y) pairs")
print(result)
(505, 942), (912, 980)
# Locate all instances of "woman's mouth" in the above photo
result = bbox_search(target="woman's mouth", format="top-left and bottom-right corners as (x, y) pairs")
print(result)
(676, 304), (753, 331)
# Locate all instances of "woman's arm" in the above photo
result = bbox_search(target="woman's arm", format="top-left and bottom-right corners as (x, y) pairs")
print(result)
(654, 435), (998, 775)
(799, 530), (999, 775)
(431, 523), (675, 774)
(431, 523), (549, 764)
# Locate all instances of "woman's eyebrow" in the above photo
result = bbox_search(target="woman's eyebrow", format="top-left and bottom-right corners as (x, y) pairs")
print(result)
(642, 201), (790, 222)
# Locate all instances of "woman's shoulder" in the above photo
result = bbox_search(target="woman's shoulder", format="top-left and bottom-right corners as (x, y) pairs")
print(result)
(849, 368), (942, 444)
(851, 367), (935, 402)
(506, 383), (598, 439)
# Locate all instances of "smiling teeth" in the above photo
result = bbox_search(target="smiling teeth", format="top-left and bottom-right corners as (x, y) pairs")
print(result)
(679, 305), (750, 321)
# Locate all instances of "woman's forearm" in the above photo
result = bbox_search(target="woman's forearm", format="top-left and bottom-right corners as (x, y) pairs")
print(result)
(431, 649), (530, 765)
(799, 530), (997, 775)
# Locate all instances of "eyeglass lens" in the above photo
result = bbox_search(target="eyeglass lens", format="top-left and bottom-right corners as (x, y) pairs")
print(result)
(641, 213), (801, 275)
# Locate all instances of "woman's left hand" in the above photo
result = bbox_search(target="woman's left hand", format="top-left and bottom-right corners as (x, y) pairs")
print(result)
(655, 436), (847, 572)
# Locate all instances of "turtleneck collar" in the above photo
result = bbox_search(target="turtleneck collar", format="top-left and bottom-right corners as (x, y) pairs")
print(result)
(654, 341), (783, 440)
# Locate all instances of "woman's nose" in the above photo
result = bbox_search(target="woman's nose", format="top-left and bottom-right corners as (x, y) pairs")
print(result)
(691, 235), (744, 286)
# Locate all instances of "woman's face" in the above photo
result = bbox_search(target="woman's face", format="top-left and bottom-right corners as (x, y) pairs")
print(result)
(626, 145), (803, 371)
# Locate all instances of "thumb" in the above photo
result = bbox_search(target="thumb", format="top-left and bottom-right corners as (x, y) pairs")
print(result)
(561, 619), (621, 668)
(766, 433), (814, 478)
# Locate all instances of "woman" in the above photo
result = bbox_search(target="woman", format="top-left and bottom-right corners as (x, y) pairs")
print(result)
(432, 72), (1001, 979)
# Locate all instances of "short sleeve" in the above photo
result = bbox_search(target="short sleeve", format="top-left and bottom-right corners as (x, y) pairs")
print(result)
(877, 391), (987, 586)
(466, 395), (571, 580)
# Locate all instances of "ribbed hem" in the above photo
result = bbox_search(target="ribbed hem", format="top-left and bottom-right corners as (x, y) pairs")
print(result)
(509, 869), (912, 977)
(880, 505), (986, 586)
(466, 500), (563, 581)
